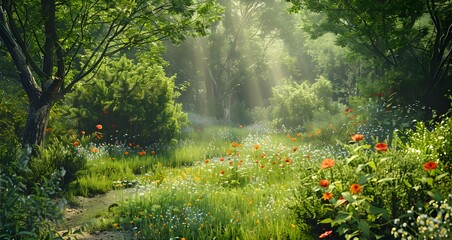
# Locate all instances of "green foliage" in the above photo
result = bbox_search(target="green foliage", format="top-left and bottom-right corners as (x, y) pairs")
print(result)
(270, 76), (340, 128)
(0, 88), (26, 163)
(66, 56), (188, 145)
(0, 147), (65, 239)
(290, 112), (452, 239)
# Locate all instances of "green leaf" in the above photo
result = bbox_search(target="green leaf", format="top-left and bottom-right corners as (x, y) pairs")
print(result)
(358, 219), (370, 238)
(332, 211), (353, 225)
(368, 205), (390, 220)
(403, 179), (412, 188)
(346, 155), (359, 164)
(377, 177), (395, 183)
(342, 192), (356, 203)
(427, 189), (442, 201)
(319, 218), (334, 224)
(359, 174), (373, 185)
(435, 173), (449, 181)
(367, 161), (377, 171)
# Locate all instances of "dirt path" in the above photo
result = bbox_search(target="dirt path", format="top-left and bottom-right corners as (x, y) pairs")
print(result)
(58, 188), (137, 239)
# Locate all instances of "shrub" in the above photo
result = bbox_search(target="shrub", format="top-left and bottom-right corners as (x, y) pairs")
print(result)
(270, 76), (341, 129)
(64, 56), (188, 146)
(290, 112), (452, 239)
(0, 146), (65, 239)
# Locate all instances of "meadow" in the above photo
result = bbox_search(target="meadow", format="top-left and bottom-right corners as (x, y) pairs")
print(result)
(60, 108), (452, 240)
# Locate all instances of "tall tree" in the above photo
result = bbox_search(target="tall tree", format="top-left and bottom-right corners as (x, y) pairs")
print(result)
(0, 0), (221, 152)
(286, 0), (452, 112)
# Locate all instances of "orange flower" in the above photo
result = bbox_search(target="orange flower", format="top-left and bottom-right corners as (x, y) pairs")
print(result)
(96, 124), (103, 130)
(139, 151), (146, 156)
(220, 170), (225, 175)
(124, 151), (129, 155)
(228, 149), (234, 155)
(350, 183), (361, 194)
(296, 132), (301, 137)
(90, 147), (99, 153)
(254, 144), (260, 150)
(319, 179), (329, 188)
(321, 158), (335, 169)
(291, 137), (297, 141)
(205, 159), (210, 163)
(73, 141), (79, 147)
(151, 150), (155, 155)
(231, 142), (239, 148)
(285, 158), (291, 163)
(319, 230), (333, 238)
(375, 142), (388, 152)
(322, 192), (333, 200)
(219, 157), (225, 161)
(351, 134), (364, 142)
(423, 161), (437, 171)
(292, 147), (298, 152)
(80, 131), (86, 135)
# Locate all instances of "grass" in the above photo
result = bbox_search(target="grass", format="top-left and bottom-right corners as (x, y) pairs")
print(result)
(67, 114), (452, 239)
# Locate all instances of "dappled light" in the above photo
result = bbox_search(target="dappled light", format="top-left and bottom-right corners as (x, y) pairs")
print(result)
(1, 0), (451, 239)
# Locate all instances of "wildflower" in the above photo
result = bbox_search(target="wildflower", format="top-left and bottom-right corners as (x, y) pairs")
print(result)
(151, 150), (155, 155)
(80, 131), (85, 135)
(124, 151), (129, 155)
(319, 179), (329, 188)
(139, 151), (146, 156)
(315, 129), (321, 135)
(322, 192), (333, 200)
(90, 147), (99, 153)
(113, 223), (120, 229)
(260, 165), (265, 168)
(351, 134), (364, 142)
(375, 142), (388, 152)
(285, 158), (291, 163)
(228, 149), (234, 155)
(96, 124), (103, 130)
(423, 161), (437, 171)
(292, 147), (298, 152)
(73, 141), (79, 147)
(306, 155), (311, 159)
(378, 92), (383, 97)
(254, 144), (260, 150)
(350, 183), (361, 194)
(96, 133), (102, 140)
(321, 158), (335, 169)
(319, 230), (333, 238)
(232, 142), (239, 148)
(219, 157), (225, 161)
(296, 132), (301, 137)
(220, 170), (225, 175)
(292, 137), (297, 141)
(205, 159), (210, 163)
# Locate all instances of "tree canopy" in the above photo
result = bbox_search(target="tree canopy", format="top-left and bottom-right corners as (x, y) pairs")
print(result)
(0, 0), (221, 148)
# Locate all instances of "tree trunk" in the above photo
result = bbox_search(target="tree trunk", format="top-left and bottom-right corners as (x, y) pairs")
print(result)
(23, 99), (53, 147)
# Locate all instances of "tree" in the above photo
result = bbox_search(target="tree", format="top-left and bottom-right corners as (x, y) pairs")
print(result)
(286, 0), (451, 112)
(0, 0), (221, 152)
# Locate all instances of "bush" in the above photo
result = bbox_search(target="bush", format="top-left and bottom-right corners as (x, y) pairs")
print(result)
(270, 76), (341, 129)
(64, 56), (188, 146)
(0, 146), (65, 239)
(290, 112), (452, 239)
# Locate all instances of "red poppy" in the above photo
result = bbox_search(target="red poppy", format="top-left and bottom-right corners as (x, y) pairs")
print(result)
(423, 161), (437, 171)
(350, 183), (361, 194)
(322, 192), (333, 200)
(351, 134), (364, 142)
(319, 179), (329, 188)
(375, 142), (388, 152)
(319, 230), (333, 238)
(321, 158), (335, 169)
(96, 124), (103, 130)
